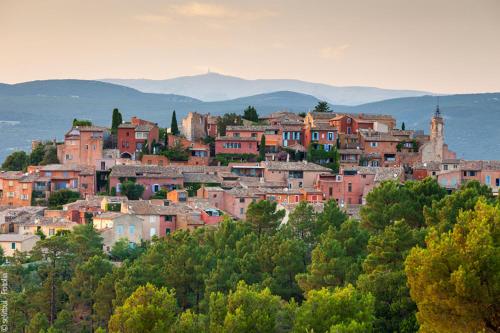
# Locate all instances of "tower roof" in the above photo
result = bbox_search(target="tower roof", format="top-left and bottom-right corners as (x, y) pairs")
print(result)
(434, 97), (442, 118)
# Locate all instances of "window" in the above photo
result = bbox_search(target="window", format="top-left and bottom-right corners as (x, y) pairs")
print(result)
(233, 133), (240, 137)
(20, 194), (29, 201)
(22, 183), (28, 189)
(329, 187), (333, 196)
(312, 132), (319, 141)
(223, 142), (241, 149)
(496, 178), (500, 187)
(166, 228), (171, 235)
(444, 164), (448, 171)
(347, 127), (351, 134)
(370, 142), (378, 147)
(101, 161), (106, 170)
(8, 181), (13, 187)
(289, 171), (303, 179)
(328, 132), (334, 141)
(348, 182), (352, 192)
(49, 229), (55, 236)
(240, 208), (244, 215)
(11, 242), (16, 250)
(251, 133), (257, 138)
(239, 197), (245, 203)
(150, 227), (157, 237)
(116, 225), (124, 236)
(152, 184), (160, 193)
(129, 225), (135, 235)
(485, 175), (491, 185)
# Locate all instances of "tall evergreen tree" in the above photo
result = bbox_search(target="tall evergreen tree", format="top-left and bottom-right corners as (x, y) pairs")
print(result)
(259, 135), (266, 161)
(111, 108), (122, 134)
(171, 110), (180, 135)
(401, 122), (406, 130)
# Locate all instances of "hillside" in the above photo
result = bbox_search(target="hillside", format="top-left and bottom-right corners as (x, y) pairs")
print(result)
(0, 79), (498, 162)
(334, 93), (500, 160)
(102, 72), (432, 105)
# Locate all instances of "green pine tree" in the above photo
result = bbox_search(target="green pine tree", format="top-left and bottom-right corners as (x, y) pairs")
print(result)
(171, 110), (180, 135)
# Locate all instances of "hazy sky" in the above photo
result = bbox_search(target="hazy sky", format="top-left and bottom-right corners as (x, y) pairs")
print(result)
(1, 0), (499, 93)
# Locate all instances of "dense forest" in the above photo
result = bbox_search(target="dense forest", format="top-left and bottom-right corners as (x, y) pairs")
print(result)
(1, 178), (498, 333)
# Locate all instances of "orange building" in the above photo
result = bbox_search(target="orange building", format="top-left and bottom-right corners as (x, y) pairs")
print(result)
(57, 126), (107, 167)
(0, 172), (41, 206)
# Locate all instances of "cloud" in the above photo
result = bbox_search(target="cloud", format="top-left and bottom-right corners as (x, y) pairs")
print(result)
(320, 44), (351, 59)
(134, 14), (171, 23)
(170, 2), (276, 20)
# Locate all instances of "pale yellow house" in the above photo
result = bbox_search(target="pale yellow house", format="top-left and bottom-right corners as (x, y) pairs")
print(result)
(0, 234), (40, 256)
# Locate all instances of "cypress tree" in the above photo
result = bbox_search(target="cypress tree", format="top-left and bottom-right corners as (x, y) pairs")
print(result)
(401, 122), (406, 131)
(111, 108), (123, 134)
(259, 134), (266, 161)
(171, 110), (179, 135)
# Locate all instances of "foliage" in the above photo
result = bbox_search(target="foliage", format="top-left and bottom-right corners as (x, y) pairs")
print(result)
(2, 150), (29, 171)
(293, 285), (375, 333)
(215, 153), (257, 166)
(120, 180), (145, 200)
(72, 118), (92, 127)
(361, 178), (446, 232)
(259, 134), (266, 161)
(405, 199), (500, 333)
(306, 143), (340, 172)
(246, 200), (285, 238)
(111, 108), (123, 134)
(242, 105), (259, 122)
(313, 101), (332, 113)
(110, 239), (147, 262)
(106, 202), (121, 212)
(357, 221), (422, 332)
(40, 145), (59, 165)
(151, 188), (168, 199)
(48, 189), (81, 209)
(163, 141), (189, 161)
(217, 113), (243, 136)
(423, 180), (494, 233)
(171, 110), (180, 135)
(216, 281), (293, 333)
(401, 122), (406, 130)
(108, 283), (179, 333)
(297, 221), (369, 292)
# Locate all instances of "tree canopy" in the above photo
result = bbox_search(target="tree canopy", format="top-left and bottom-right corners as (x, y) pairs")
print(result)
(242, 106), (259, 122)
(313, 101), (332, 113)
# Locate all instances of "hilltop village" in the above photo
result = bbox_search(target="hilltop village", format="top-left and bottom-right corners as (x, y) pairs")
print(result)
(0, 103), (498, 254)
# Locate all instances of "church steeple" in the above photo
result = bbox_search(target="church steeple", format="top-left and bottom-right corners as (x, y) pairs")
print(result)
(434, 96), (442, 118)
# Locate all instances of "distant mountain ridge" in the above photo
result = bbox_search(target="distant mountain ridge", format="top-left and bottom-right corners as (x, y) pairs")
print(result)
(101, 72), (433, 106)
(0, 79), (498, 162)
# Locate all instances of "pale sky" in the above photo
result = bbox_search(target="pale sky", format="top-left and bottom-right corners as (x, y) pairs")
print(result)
(1, 0), (499, 93)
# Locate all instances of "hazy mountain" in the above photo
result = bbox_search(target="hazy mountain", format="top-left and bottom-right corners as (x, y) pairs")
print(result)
(101, 72), (432, 105)
(334, 93), (500, 160)
(0, 79), (498, 162)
